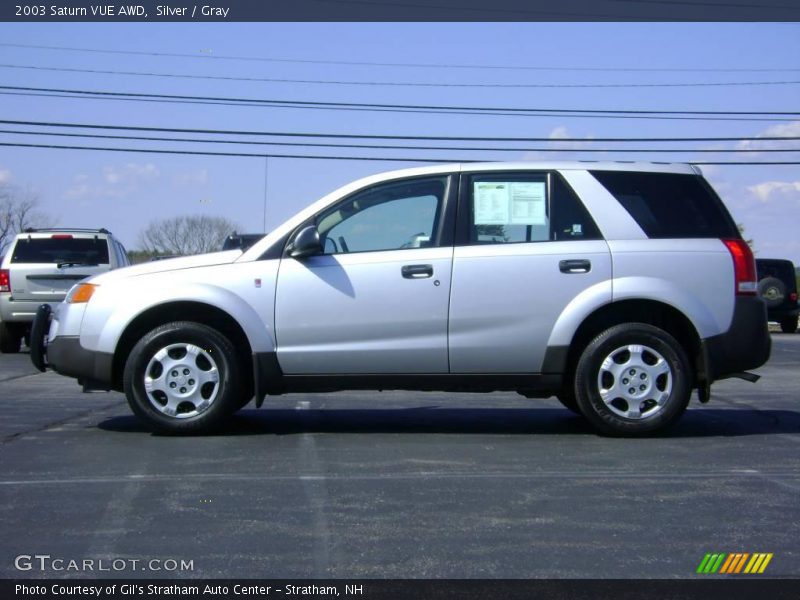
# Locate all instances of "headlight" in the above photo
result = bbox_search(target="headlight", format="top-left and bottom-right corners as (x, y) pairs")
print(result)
(66, 283), (98, 304)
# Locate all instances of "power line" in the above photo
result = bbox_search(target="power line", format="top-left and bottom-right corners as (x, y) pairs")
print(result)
(2, 42), (797, 73)
(3, 86), (800, 125)
(6, 77), (798, 115)
(2, 128), (798, 153)
(4, 62), (800, 91)
(1, 140), (797, 165)
(2, 67), (799, 89)
(4, 63), (800, 98)
(3, 89), (797, 124)
(0, 141), (468, 162)
(2, 118), (798, 143)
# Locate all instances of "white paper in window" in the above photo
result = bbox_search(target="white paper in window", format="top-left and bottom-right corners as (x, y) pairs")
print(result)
(509, 182), (547, 225)
(473, 182), (510, 225)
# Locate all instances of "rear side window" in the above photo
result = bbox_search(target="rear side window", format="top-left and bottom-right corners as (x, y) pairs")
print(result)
(466, 172), (601, 245)
(10, 237), (110, 264)
(590, 171), (739, 239)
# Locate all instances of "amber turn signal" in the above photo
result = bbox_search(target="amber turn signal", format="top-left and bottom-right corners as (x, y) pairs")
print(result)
(67, 283), (97, 304)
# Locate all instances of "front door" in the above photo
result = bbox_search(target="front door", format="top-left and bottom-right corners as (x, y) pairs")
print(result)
(275, 175), (455, 374)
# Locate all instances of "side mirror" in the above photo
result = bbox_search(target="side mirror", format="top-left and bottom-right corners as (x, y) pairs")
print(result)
(288, 225), (322, 258)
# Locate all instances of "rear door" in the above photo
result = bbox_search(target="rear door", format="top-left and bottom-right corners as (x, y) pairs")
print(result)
(8, 234), (111, 302)
(448, 170), (612, 373)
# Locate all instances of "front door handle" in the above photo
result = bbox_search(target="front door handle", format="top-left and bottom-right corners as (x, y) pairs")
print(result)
(559, 259), (591, 274)
(402, 264), (433, 279)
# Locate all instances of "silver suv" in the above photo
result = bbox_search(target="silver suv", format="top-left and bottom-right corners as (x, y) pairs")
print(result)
(30, 163), (770, 436)
(1, 228), (129, 353)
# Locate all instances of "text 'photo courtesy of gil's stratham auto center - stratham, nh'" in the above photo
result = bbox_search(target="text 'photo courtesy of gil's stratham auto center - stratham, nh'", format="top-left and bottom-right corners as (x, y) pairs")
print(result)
(0, 2), (799, 599)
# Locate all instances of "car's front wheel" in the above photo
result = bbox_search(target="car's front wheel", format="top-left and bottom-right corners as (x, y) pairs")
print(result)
(574, 323), (692, 436)
(123, 321), (249, 434)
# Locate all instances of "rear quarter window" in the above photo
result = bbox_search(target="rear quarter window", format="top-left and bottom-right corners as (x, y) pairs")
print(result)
(590, 171), (739, 239)
(10, 237), (110, 264)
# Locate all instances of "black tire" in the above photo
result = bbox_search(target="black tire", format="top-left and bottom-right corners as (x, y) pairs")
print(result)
(780, 316), (798, 334)
(123, 321), (249, 434)
(758, 277), (786, 309)
(574, 323), (692, 437)
(0, 321), (22, 354)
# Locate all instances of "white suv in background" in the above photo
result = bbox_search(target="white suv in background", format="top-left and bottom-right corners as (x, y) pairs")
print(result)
(30, 163), (770, 436)
(0, 228), (129, 353)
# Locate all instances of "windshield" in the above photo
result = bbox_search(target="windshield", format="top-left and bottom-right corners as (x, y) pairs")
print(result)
(11, 238), (110, 265)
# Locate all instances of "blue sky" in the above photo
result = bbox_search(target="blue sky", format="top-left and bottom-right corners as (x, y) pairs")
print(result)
(0, 23), (798, 261)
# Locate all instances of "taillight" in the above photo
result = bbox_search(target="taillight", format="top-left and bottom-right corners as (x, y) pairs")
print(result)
(791, 292), (798, 303)
(722, 239), (757, 296)
(0, 269), (9, 293)
(51, 234), (73, 239)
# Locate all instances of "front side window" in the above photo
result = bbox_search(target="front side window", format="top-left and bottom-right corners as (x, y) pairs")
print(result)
(466, 172), (601, 245)
(317, 177), (447, 255)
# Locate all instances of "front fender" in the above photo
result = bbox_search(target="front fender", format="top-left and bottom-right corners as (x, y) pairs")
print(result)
(81, 280), (275, 355)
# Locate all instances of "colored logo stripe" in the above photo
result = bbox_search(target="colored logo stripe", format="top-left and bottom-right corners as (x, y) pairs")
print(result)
(697, 553), (726, 574)
(699, 553), (773, 574)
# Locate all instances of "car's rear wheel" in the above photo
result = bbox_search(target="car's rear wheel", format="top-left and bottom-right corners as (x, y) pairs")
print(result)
(0, 321), (22, 354)
(574, 323), (692, 436)
(123, 321), (248, 434)
(780, 316), (798, 334)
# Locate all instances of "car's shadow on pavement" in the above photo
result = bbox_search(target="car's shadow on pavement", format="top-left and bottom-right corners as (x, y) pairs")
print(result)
(96, 406), (800, 438)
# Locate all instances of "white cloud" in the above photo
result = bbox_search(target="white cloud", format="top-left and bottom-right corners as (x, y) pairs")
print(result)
(696, 164), (719, 177)
(737, 120), (800, 153)
(0, 169), (11, 183)
(173, 169), (209, 186)
(103, 163), (159, 185)
(520, 126), (597, 161)
(547, 126), (595, 150)
(747, 180), (800, 203)
(65, 163), (159, 201)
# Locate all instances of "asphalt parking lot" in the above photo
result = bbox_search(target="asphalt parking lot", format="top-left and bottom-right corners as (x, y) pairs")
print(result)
(1, 335), (799, 580)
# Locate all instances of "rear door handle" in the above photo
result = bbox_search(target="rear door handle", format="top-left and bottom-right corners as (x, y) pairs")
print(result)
(559, 259), (591, 274)
(402, 264), (433, 279)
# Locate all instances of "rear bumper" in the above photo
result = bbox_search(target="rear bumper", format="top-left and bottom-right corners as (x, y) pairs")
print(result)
(766, 306), (799, 320)
(705, 296), (771, 382)
(0, 295), (60, 323)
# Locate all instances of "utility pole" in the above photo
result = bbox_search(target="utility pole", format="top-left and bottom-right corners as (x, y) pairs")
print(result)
(268, 155), (269, 233)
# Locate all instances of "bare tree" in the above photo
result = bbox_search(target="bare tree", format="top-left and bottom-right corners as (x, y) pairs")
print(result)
(0, 184), (57, 254)
(738, 223), (754, 250)
(137, 215), (239, 256)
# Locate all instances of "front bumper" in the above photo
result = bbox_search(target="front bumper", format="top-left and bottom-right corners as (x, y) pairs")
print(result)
(30, 303), (113, 385)
(48, 335), (114, 384)
(705, 296), (772, 382)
